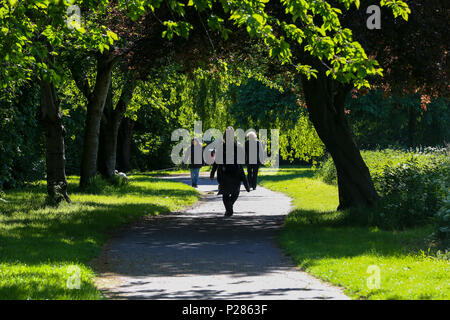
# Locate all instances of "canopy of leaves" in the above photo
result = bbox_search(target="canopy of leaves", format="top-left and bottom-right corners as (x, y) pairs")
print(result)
(0, 0), (411, 91)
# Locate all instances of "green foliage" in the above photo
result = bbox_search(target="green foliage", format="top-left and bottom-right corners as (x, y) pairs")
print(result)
(229, 79), (299, 129)
(0, 85), (45, 189)
(0, 0), (411, 90)
(281, 112), (325, 163)
(260, 166), (450, 300)
(59, 78), (88, 175)
(432, 190), (450, 247)
(229, 78), (325, 163)
(317, 148), (450, 232)
(78, 174), (129, 195)
(0, 0), (414, 182)
(346, 91), (450, 148)
(0, 0), (117, 88)
(373, 154), (449, 229)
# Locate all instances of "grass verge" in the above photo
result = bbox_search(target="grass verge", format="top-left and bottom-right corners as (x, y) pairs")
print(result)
(260, 166), (450, 300)
(0, 174), (199, 299)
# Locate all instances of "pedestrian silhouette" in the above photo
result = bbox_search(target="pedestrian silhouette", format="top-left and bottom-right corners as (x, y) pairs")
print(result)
(210, 127), (250, 216)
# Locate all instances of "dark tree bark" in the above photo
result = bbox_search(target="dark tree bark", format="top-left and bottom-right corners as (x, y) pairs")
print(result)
(71, 52), (120, 188)
(301, 72), (379, 210)
(39, 79), (71, 204)
(98, 75), (137, 178)
(116, 117), (135, 173)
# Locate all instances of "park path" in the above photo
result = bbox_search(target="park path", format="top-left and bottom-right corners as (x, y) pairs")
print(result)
(93, 174), (349, 300)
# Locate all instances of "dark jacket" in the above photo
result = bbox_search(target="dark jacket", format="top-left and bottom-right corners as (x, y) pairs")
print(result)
(245, 140), (263, 165)
(210, 141), (250, 192)
(184, 145), (203, 169)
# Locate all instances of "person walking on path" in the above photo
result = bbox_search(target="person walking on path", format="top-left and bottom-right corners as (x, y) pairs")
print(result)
(245, 131), (264, 190)
(210, 127), (250, 217)
(184, 138), (203, 188)
(209, 149), (223, 195)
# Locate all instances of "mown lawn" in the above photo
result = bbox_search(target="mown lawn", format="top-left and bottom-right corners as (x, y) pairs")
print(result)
(259, 167), (450, 300)
(0, 175), (199, 300)
(143, 166), (211, 176)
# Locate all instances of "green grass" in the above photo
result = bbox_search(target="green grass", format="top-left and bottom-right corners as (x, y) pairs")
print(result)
(142, 166), (212, 177)
(0, 174), (199, 300)
(260, 167), (450, 300)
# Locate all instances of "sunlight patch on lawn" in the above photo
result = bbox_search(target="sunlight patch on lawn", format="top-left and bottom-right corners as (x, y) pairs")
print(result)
(260, 168), (450, 300)
(0, 175), (199, 300)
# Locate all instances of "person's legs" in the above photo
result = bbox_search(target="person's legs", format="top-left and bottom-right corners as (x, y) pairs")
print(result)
(191, 168), (200, 187)
(193, 168), (200, 186)
(222, 182), (240, 216)
(222, 192), (233, 216)
(217, 169), (223, 195)
(251, 165), (259, 189)
(229, 185), (240, 206)
(190, 169), (195, 186)
(247, 165), (254, 189)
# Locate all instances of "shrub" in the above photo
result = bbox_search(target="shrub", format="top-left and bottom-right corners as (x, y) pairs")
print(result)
(317, 147), (450, 231)
(79, 175), (111, 194)
(372, 156), (449, 229)
(0, 85), (45, 189)
(433, 191), (450, 247)
(79, 173), (130, 195)
(315, 154), (337, 184)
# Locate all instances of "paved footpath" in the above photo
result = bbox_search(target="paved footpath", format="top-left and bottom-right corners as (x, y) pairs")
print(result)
(93, 174), (349, 300)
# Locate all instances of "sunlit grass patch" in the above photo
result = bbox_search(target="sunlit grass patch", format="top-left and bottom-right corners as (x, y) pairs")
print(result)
(0, 174), (199, 299)
(260, 167), (450, 300)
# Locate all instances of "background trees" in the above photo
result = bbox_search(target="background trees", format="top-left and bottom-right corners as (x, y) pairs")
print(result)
(0, 0), (117, 202)
(2, 0), (448, 211)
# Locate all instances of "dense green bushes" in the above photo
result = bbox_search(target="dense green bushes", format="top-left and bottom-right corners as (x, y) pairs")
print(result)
(346, 91), (450, 148)
(317, 148), (450, 242)
(0, 86), (45, 190)
(434, 193), (450, 248)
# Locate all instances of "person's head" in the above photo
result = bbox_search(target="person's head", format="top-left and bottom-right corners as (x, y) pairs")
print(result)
(223, 126), (234, 142)
(246, 131), (257, 141)
(192, 138), (200, 146)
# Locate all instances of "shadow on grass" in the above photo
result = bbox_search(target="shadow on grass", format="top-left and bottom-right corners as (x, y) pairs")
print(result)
(278, 207), (432, 272)
(259, 166), (431, 267)
(0, 175), (200, 299)
(0, 202), (175, 265)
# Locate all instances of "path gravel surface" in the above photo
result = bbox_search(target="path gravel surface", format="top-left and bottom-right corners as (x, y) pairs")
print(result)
(93, 174), (349, 300)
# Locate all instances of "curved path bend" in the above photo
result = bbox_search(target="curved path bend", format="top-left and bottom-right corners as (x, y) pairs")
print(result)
(93, 174), (349, 300)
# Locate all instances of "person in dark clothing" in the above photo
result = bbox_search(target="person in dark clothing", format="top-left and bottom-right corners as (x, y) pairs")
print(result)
(245, 131), (264, 190)
(184, 138), (203, 188)
(210, 127), (250, 217)
(210, 153), (223, 195)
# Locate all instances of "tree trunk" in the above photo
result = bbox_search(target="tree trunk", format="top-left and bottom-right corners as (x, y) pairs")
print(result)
(116, 117), (135, 173)
(97, 89), (118, 178)
(301, 73), (379, 210)
(98, 75), (137, 178)
(79, 53), (118, 188)
(39, 79), (71, 204)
